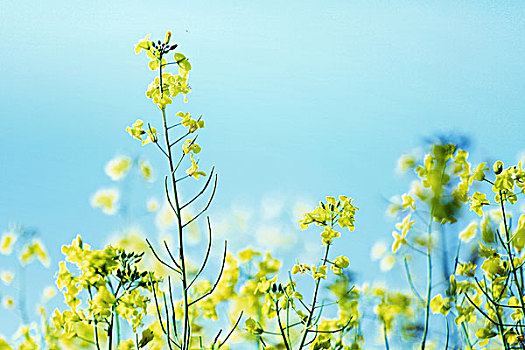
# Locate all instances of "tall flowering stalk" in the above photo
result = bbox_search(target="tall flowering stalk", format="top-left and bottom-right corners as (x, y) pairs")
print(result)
(131, 31), (240, 350)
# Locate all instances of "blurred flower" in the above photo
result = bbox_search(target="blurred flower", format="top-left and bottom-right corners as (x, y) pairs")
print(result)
(42, 286), (57, 301)
(2, 296), (14, 309)
(139, 160), (154, 181)
(459, 222), (478, 243)
(0, 231), (17, 255)
(105, 156), (132, 181)
(19, 239), (50, 267)
(126, 119), (145, 140)
(0, 271), (14, 286)
(147, 198), (159, 212)
(397, 154), (417, 173)
(371, 240), (395, 271)
(379, 254), (396, 272)
(370, 241), (387, 262)
(91, 188), (119, 215)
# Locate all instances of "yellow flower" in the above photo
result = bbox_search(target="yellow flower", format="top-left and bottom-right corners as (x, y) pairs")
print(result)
(126, 119), (145, 140)
(90, 285), (116, 318)
(2, 296), (14, 309)
(245, 317), (263, 335)
(395, 214), (415, 236)
(142, 126), (158, 146)
(177, 111), (204, 133)
(238, 248), (261, 262)
(134, 34), (151, 54)
(90, 188), (119, 215)
(320, 226), (340, 245)
(186, 154), (206, 180)
(391, 230), (407, 253)
(19, 239), (50, 267)
(470, 162), (488, 184)
(105, 156), (132, 181)
(291, 263), (311, 275)
(331, 255), (349, 275)
(459, 222), (477, 243)
(182, 139), (201, 154)
(456, 262), (477, 277)
(401, 193), (415, 210)
(469, 192), (489, 216)
(430, 294), (451, 315)
(139, 160), (154, 181)
(312, 265), (327, 280)
(0, 231), (17, 255)
(255, 275), (277, 294)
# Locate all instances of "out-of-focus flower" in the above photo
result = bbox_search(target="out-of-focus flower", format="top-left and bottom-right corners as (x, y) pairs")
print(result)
(380, 254), (396, 272)
(91, 188), (119, 215)
(2, 296), (14, 309)
(0, 231), (17, 255)
(139, 160), (154, 181)
(370, 241), (387, 262)
(19, 239), (50, 267)
(147, 198), (159, 212)
(0, 271), (14, 286)
(43, 286), (57, 300)
(105, 156), (132, 181)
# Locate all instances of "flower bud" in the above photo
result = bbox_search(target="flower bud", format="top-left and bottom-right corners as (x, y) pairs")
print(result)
(493, 161), (504, 175)
(165, 31), (172, 44)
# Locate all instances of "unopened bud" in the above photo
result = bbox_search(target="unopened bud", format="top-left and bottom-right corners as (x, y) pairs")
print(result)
(165, 31), (172, 44)
(493, 161), (504, 175)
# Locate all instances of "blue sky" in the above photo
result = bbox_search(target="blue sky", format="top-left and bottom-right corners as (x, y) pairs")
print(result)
(1, 0), (525, 340)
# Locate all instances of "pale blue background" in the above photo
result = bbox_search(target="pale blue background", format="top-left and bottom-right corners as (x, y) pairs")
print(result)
(1, 0), (525, 344)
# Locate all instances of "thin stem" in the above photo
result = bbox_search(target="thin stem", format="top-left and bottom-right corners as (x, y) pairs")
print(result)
(275, 302), (291, 350)
(297, 243), (331, 349)
(88, 286), (102, 350)
(444, 318), (449, 350)
(404, 258), (424, 304)
(383, 322), (390, 350)
(158, 54), (191, 348)
(420, 212), (433, 350)
(219, 312), (243, 348)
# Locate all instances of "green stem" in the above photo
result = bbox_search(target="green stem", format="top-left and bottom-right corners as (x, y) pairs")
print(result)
(88, 286), (102, 350)
(494, 305), (510, 350)
(420, 213), (433, 350)
(108, 312), (113, 350)
(498, 194), (525, 344)
(158, 60), (191, 350)
(275, 302), (291, 350)
(383, 322), (390, 350)
(297, 243), (331, 349)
